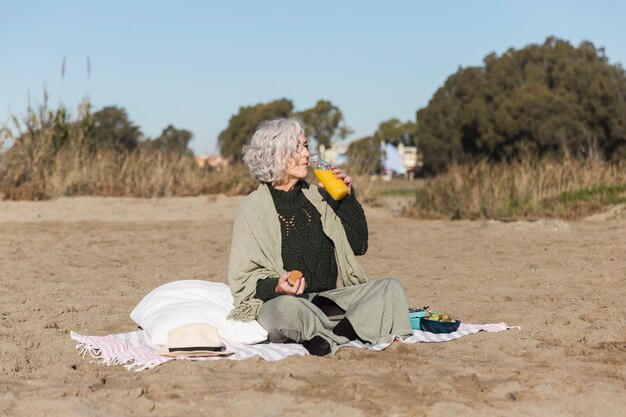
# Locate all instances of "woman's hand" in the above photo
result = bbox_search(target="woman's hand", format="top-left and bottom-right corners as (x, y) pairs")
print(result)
(318, 165), (352, 194)
(274, 271), (307, 295)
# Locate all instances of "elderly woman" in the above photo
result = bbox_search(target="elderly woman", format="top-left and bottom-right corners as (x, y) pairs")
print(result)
(228, 118), (411, 356)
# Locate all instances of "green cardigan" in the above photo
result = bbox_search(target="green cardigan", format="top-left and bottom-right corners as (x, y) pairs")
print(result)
(227, 182), (368, 321)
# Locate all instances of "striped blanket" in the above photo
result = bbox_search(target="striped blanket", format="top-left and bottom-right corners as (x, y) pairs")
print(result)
(70, 322), (516, 371)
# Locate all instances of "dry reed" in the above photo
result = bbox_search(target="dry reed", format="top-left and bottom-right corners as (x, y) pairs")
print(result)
(0, 146), (257, 200)
(3, 97), (623, 217)
(0, 98), (257, 200)
(409, 155), (626, 220)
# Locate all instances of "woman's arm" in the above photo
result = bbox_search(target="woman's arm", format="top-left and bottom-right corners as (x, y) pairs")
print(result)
(335, 190), (369, 255)
(317, 166), (369, 255)
(256, 278), (280, 301)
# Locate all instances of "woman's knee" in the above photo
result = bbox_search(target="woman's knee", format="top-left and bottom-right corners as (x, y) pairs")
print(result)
(373, 277), (406, 292)
(257, 296), (307, 327)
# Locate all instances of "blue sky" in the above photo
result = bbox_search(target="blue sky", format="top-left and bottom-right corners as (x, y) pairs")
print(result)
(2, 1), (625, 154)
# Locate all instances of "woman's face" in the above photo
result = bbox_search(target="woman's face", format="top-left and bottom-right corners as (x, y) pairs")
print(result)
(285, 130), (310, 181)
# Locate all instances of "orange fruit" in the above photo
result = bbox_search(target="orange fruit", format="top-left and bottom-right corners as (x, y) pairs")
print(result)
(287, 270), (303, 286)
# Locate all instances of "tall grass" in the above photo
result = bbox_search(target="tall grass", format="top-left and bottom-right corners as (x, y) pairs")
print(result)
(409, 155), (626, 220)
(0, 96), (256, 200)
(4, 95), (624, 218)
(19, 149), (256, 199)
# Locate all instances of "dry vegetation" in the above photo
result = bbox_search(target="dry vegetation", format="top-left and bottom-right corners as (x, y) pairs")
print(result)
(2, 99), (624, 220)
(0, 99), (256, 200)
(408, 155), (626, 220)
(2, 130), (624, 220)
(0, 145), (257, 200)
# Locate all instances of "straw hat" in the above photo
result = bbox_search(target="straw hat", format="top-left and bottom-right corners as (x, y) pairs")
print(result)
(157, 323), (233, 357)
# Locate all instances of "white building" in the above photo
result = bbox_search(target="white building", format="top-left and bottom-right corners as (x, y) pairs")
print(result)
(319, 143), (348, 165)
(397, 143), (423, 179)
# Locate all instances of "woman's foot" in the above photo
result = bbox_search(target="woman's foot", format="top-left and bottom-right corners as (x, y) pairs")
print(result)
(302, 336), (331, 356)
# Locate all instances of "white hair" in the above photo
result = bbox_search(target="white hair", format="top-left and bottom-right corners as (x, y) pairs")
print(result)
(242, 118), (304, 183)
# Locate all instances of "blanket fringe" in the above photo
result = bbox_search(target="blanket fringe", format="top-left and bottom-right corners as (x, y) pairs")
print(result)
(125, 362), (155, 372)
(70, 331), (161, 372)
(71, 331), (104, 360)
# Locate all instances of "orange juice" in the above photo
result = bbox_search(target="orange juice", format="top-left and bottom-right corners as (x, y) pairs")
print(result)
(314, 169), (349, 200)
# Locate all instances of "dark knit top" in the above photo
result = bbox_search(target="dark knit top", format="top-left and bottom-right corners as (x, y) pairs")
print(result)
(255, 181), (368, 301)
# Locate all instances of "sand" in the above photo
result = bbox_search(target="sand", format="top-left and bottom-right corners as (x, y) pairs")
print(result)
(1, 195), (625, 416)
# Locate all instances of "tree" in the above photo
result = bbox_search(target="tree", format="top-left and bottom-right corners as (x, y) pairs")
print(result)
(374, 118), (416, 146)
(149, 125), (194, 155)
(218, 99), (293, 160)
(298, 100), (352, 150)
(346, 136), (382, 175)
(415, 37), (626, 174)
(92, 106), (142, 153)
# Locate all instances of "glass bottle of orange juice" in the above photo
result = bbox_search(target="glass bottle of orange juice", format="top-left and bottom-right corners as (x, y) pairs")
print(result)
(309, 154), (349, 200)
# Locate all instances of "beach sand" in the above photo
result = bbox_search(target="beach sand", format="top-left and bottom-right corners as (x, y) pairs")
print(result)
(1, 195), (624, 416)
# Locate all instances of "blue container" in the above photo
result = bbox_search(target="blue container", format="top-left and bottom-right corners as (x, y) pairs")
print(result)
(409, 311), (427, 330)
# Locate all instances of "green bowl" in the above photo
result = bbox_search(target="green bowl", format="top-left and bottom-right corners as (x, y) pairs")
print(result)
(420, 318), (461, 334)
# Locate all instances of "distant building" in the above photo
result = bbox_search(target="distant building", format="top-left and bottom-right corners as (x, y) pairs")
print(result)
(397, 143), (423, 180)
(319, 143), (348, 165)
(195, 154), (228, 170)
(378, 142), (424, 180)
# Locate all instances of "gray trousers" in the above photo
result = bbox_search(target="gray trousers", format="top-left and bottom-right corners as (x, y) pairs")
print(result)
(256, 278), (412, 349)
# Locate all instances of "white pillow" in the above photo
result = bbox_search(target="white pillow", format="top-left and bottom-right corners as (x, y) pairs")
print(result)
(130, 280), (268, 346)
